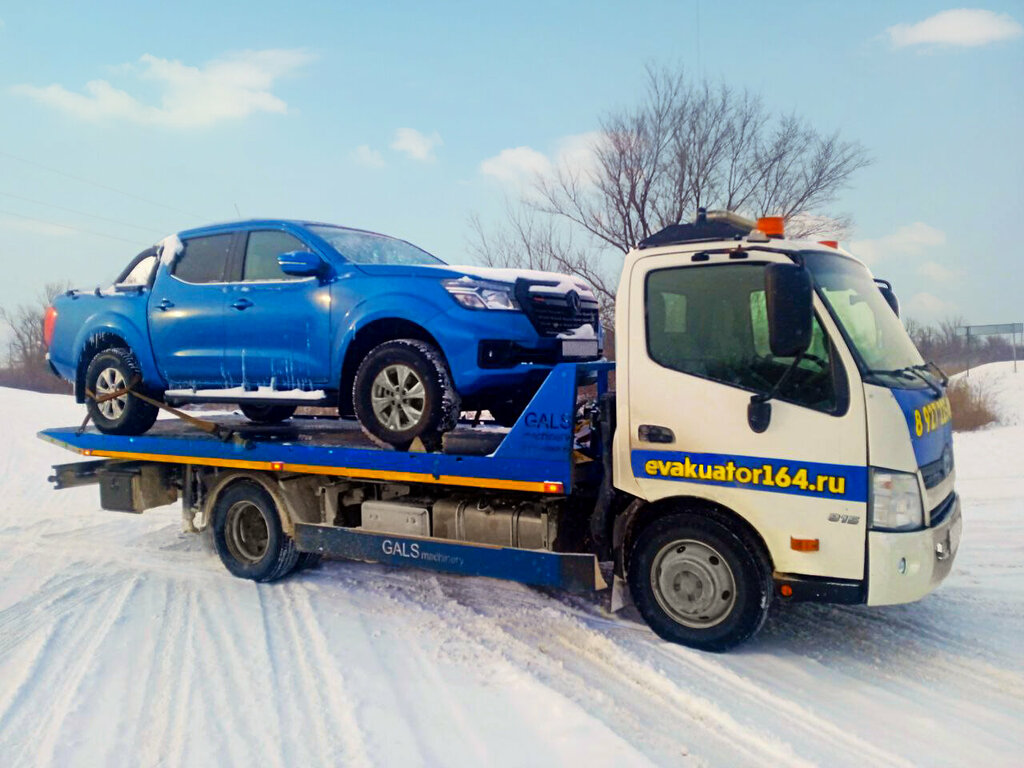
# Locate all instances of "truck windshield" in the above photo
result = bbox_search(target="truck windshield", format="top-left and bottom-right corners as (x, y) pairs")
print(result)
(802, 251), (926, 388)
(309, 226), (446, 266)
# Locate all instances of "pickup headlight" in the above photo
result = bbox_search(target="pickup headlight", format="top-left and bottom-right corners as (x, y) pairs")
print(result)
(870, 469), (924, 531)
(443, 278), (519, 311)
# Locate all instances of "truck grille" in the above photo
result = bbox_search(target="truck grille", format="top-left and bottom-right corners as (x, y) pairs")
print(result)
(514, 278), (600, 337)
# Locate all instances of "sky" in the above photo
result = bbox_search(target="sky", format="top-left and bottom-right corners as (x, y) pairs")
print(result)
(0, 1), (1021, 329)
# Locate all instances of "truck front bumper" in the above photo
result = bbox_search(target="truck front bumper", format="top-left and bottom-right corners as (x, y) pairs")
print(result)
(866, 493), (962, 606)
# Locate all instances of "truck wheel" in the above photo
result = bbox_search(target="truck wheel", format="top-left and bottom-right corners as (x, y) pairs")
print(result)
(238, 404), (297, 424)
(353, 339), (459, 451)
(85, 347), (159, 435)
(627, 512), (772, 652)
(212, 480), (300, 582)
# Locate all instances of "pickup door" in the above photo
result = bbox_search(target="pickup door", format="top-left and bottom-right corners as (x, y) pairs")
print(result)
(149, 233), (234, 387)
(221, 229), (332, 388)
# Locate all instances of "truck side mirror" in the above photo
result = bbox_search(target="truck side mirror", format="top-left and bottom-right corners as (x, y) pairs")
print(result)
(278, 250), (327, 278)
(765, 263), (813, 357)
(875, 279), (900, 317)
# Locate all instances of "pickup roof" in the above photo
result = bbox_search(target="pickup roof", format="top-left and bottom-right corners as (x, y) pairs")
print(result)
(45, 219), (602, 447)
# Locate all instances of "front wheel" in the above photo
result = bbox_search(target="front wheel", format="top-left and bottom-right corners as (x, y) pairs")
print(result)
(212, 480), (300, 582)
(353, 339), (459, 450)
(627, 512), (772, 652)
(85, 347), (159, 435)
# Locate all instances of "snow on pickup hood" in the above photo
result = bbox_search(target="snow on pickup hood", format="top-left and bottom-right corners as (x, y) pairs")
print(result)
(355, 263), (596, 297)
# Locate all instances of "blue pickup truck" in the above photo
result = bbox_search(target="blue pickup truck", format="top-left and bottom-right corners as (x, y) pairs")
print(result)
(45, 219), (602, 447)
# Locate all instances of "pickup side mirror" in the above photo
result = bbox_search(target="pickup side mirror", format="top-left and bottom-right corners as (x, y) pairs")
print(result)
(875, 278), (900, 317)
(278, 250), (327, 278)
(765, 263), (813, 357)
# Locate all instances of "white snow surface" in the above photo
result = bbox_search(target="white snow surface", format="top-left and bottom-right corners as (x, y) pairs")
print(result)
(1, 363), (1022, 766)
(165, 386), (327, 401)
(158, 233), (184, 265)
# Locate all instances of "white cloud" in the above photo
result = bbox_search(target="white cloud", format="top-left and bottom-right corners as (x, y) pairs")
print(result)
(918, 260), (961, 282)
(352, 144), (385, 168)
(905, 292), (959, 321)
(848, 222), (946, 264)
(886, 9), (1023, 48)
(391, 128), (442, 162)
(480, 131), (604, 191)
(12, 49), (313, 128)
(479, 146), (552, 185)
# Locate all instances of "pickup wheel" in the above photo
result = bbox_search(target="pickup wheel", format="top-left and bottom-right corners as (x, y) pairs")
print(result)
(212, 480), (300, 582)
(84, 348), (159, 435)
(353, 339), (459, 451)
(238, 404), (297, 424)
(627, 512), (772, 652)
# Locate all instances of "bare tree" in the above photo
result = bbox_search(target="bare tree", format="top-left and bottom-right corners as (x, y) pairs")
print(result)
(470, 66), (870, 318)
(0, 281), (73, 393)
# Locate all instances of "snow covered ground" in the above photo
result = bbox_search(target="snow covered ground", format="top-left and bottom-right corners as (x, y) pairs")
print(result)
(0, 363), (1022, 767)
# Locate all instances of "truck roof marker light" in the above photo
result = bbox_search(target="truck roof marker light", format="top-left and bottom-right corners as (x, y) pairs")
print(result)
(756, 216), (785, 238)
(790, 537), (820, 552)
(818, 240), (839, 249)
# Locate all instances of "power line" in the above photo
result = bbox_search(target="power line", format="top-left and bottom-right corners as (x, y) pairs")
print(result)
(0, 191), (167, 236)
(0, 208), (150, 246)
(0, 149), (203, 220)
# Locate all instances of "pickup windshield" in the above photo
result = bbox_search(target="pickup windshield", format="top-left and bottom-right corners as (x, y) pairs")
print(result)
(803, 250), (927, 388)
(309, 226), (445, 266)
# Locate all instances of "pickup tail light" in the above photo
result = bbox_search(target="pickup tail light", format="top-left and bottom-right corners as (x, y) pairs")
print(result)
(43, 306), (58, 348)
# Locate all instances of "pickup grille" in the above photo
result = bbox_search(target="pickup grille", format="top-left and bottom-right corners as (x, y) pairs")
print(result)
(514, 279), (600, 337)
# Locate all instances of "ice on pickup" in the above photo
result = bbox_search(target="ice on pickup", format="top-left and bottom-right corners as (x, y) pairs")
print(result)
(44, 219), (602, 448)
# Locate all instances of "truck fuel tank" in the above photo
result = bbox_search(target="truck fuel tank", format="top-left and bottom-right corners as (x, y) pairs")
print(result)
(432, 497), (558, 550)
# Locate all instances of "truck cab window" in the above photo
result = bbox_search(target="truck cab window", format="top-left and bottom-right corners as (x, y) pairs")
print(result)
(172, 234), (233, 284)
(646, 264), (838, 413)
(243, 231), (310, 281)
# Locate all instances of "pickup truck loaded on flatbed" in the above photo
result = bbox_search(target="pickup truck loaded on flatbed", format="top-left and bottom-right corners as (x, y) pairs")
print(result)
(40, 211), (962, 651)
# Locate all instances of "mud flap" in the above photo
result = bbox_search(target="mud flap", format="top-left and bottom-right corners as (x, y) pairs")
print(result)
(610, 574), (633, 612)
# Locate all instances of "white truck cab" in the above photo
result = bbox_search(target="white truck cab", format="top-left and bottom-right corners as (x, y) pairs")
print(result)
(611, 211), (961, 647)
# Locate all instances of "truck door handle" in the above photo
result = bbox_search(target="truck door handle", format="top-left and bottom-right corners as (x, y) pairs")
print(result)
(231, 298), (253, 310)
(638, 424), (675, 444)
(156, 298), (174, 311)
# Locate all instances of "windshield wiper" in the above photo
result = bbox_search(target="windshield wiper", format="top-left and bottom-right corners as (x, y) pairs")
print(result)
(864, 364), (943, 396)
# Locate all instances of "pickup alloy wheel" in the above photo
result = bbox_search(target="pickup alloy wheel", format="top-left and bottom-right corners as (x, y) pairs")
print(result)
(353, 339), (459, 451)
(85, 347), (159, 435)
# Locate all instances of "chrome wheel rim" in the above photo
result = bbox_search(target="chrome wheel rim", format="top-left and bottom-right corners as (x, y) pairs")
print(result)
(225, 501), (270, 564)
(370, 364), (426, 431)
(95, 366), (128, 420)
(650, 539), (737, 629)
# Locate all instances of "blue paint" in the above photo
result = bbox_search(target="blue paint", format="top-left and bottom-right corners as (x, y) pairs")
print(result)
(889, 387), (953, 468)
(632, 449), (869, 503)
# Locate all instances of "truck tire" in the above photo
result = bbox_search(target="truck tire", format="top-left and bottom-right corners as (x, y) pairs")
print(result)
(627, 512), (772, 652)
(353, 339), (459, 451)
(85, 347), (159, 435)
(211, 480), (300, 582)
(238, 404), (297, 424)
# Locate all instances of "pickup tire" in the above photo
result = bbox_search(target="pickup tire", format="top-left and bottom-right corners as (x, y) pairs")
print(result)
(627, 512), (772, 652)
(353, 339), (459, 451)
(85, 348), (159, 435)
(212, 480), (300, 582)
(238, 404), (297, 424)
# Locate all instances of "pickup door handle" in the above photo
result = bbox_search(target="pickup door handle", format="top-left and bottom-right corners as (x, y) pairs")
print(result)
(231, 298), (254, 310)
(638, 424), (675, 444)
(156, 298), (174, 311)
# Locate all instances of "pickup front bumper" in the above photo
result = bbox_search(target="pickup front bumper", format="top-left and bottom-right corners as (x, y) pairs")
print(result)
(866, 493), (962, 606)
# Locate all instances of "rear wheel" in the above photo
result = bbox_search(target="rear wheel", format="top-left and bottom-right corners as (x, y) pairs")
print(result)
(85, 347), (159, 435)
(238, 403), (297, 424)
(627, 512), (772, 652)
(353, 339), (459, 450)
(212, 480), (300, 582)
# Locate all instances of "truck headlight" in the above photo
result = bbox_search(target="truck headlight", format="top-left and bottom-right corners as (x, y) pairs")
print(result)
(870, 469), (924, 531)
(443, 278), (519, 311)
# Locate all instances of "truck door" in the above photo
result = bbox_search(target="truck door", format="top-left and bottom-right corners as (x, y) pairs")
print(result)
(623, 257), (869, 581)
(149, 233), (234, 387)
(221, 229), (332, 388)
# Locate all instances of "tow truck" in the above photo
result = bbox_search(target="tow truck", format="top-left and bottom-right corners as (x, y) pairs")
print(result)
(39, 211), (962, 651)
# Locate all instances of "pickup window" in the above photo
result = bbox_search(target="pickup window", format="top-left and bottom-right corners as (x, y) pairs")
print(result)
(646, 263), (839, 413)
(116, 247), (159, 287)
(242, 231), (310, 281)
(173, 234), (233, 284)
